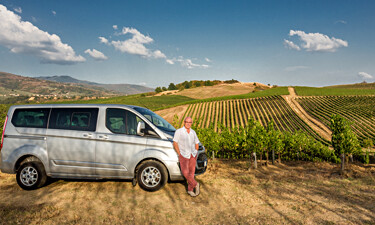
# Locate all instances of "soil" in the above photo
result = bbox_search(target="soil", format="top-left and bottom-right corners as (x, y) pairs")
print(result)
(1, 160), (375, 224)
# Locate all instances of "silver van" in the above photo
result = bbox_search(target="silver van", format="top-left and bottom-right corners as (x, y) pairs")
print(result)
(0, 104), (208, 191)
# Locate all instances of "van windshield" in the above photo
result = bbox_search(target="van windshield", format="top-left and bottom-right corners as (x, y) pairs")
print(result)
(133, 107), (176, 133)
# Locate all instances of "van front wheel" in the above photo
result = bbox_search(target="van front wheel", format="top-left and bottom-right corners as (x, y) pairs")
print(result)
(137, 160), (167, 192)
(16, 161), (47, 190)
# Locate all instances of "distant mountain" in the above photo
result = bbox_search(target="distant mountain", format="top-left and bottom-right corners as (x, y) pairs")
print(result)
(36, 75), (100, 85)
(35, 75), (154, 95)
(0, 71), (116, 97)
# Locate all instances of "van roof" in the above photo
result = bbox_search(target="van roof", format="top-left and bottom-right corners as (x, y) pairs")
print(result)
(10, 104), (147, 110)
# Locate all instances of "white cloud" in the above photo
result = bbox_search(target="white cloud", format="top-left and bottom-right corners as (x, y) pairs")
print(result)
(166, 59), (174, 65)
(52, 10), (56, 16)
(0, 4), (85, 64)
(152, 50), (166, 59)
(99, 36), (109, 44)
(283, 39), (301, 51)
(14, 7), (22, 14)
(84, 49), (108, 61)
(358, 72), (373, 80)
(285, 30), (348, 52)
(168, 56), (210, 69)
(335, 20), (347, 24)
(284, 66), (309, 72)
(113, 25), (118, 30)
(205, 57), (212, 62)
(107, 27), (167, 59)
(101, 26), (210, 69)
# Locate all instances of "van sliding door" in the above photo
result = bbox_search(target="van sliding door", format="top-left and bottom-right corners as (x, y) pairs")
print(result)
(46, 108), (98, 176)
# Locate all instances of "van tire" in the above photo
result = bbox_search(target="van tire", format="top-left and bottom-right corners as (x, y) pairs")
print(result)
(137, 160), (167, 192)
(16, 161), (47, 190)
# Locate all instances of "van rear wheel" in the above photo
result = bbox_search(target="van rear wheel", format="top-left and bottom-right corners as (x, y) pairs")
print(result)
(16, 161), (47, 190)
(137, 160), (167, 192)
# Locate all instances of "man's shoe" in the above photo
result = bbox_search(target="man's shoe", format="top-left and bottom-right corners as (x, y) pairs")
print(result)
(194, 182), (200, 196)
(187, 191), (196, 197)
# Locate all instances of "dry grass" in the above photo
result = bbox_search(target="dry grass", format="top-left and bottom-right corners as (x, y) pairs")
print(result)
(155, 82), (270, 99)
(1, 160), (375, 224)
(155, 104), (189, 126)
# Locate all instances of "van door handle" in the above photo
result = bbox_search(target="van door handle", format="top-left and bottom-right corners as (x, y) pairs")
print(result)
(83, 133), (93, 138)
(99, 135), (109, 140)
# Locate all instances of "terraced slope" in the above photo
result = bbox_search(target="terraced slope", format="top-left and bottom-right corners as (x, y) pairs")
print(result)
(157, 96), (329, 144)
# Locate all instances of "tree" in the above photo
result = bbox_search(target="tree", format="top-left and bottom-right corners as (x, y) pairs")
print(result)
(330, 114), (361, 172)
(162, 87), (167, 91)
(182, 81), (192, 89)
(155, 87), (162, 93)
(168, 83), (177, 90)
(204, 80), (213, 86)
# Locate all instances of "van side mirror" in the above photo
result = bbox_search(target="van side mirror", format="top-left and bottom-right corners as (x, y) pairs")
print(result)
(137, 121), (145, 136)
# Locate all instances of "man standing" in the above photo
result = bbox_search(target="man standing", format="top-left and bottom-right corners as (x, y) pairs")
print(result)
(173, 117), (200, 197)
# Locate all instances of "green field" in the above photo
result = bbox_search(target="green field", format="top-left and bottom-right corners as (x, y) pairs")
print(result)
(294, 86), (375, 96)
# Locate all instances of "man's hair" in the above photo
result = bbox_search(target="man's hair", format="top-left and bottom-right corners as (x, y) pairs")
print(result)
(184, 117), (193, 122)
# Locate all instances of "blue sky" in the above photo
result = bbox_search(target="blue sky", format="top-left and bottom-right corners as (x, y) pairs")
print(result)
(0, 0), (374, 88)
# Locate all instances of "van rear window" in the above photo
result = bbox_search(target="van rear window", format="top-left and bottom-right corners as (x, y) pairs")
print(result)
(49, 108), (98, 131)
(11, 108), (50, 128)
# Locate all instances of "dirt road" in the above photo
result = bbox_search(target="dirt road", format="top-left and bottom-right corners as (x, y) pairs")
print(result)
(1, 160), (375, 224)
(283, 87), (332, 141)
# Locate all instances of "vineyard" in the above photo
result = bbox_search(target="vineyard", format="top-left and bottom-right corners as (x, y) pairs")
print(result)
(175, 96), (329, 144)
(296, 96), (375, 143)
(294, 86), (375, 96)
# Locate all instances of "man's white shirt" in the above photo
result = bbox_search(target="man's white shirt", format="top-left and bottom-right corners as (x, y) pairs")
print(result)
(173, 127), (200, 159)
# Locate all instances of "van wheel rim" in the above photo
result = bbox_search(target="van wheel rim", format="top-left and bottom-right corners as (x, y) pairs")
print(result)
(20, 166), (38, 186)
(141, 166), (161, 188)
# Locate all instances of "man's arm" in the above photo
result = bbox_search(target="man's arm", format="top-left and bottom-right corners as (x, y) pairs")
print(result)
(194, 130), (200, 150)
(173, 141), (180, 156)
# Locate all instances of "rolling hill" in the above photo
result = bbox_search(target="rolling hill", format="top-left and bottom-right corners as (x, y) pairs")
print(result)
(154, 82), (271, 99)
(36, 75), (154, 95)
(0, 72), (116, 98)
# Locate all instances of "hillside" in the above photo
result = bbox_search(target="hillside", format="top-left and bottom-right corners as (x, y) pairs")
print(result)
(294, 86), (375, 96)
(36, 75), (154, 95)
(155, 82), (270, 99)
(0, 72), (116, 98)
(155, 85), (375, 145)
(327, 82), (375, 89)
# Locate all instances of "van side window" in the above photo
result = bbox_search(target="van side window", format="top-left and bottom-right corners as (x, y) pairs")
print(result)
(49, 108), (98, 131)
(11, 108), (50, 128)
(106, 108), (142, 135)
